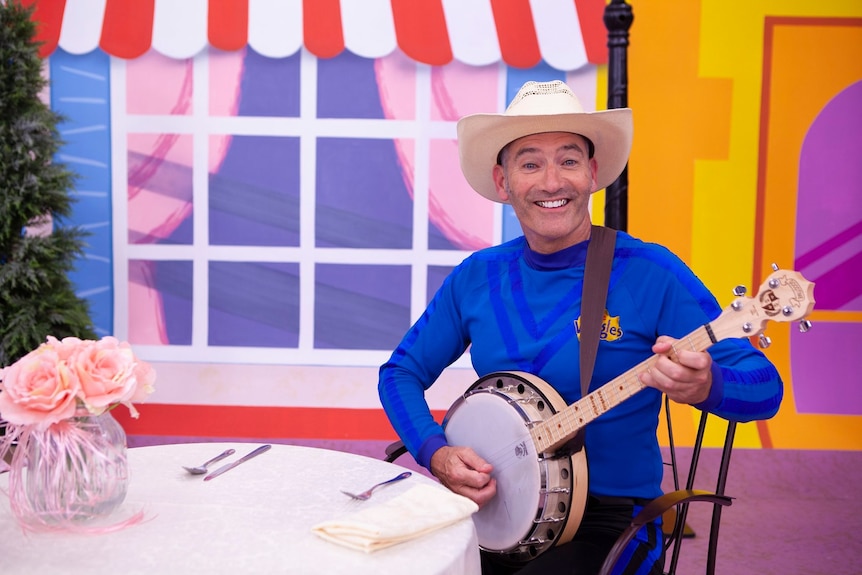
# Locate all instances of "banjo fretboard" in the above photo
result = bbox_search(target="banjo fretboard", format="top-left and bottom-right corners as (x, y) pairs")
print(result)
(530, 325), (717, 454)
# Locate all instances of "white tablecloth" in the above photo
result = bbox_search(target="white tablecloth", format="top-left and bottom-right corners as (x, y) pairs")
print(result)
(0, 442), (480, 575)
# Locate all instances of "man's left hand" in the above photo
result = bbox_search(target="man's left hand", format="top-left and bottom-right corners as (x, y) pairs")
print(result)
(638, 336), (712, 405)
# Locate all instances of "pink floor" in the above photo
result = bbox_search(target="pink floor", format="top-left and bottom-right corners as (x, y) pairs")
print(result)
(129, 435), (862, 574)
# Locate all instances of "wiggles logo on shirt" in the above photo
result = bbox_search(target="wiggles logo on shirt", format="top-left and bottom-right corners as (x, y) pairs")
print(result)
(575, 310), (623, 342)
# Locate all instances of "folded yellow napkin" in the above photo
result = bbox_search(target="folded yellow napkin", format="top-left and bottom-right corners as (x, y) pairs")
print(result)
(312, 483), (478, 553)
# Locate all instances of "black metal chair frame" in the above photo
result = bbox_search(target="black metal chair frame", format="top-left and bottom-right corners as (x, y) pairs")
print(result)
(599, 396), (736, 574)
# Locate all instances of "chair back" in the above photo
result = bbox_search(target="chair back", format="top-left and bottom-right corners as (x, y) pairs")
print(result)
(661, 395), (737, 575)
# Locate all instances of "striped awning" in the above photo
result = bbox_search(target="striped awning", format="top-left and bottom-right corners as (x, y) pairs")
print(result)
(24, 0), (608, 71)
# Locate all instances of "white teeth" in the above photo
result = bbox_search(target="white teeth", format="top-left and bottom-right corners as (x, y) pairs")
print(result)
(536, 199), (568, 208)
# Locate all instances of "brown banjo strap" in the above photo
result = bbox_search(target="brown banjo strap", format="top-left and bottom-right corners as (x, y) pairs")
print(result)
(580, 225), (616, 397)
(563, 225), (616, 455)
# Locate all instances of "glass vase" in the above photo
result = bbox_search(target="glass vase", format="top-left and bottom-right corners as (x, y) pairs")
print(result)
(13, 408), (130, 529)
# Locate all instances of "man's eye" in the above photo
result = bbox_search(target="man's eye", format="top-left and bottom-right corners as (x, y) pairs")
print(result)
(523, 162), (538, 169)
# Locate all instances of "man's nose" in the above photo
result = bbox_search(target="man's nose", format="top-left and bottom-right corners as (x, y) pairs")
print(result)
(541, 165), (564, 191)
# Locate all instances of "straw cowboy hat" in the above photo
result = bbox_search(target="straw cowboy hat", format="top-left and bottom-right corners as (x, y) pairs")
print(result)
(456, 80), (633, 202)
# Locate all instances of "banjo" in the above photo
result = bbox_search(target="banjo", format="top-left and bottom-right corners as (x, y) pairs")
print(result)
(442, 267), (815, 564)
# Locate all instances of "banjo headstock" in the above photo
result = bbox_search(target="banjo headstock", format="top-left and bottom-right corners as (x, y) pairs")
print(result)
(710, 265), (816, 346)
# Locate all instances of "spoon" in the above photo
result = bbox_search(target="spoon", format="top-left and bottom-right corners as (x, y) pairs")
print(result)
(183, 448), (236, 475)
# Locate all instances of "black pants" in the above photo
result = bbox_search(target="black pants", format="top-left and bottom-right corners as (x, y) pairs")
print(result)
(480, 496), (664, 575)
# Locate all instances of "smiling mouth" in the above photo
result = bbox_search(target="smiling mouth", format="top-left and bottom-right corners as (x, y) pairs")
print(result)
(535, 199), (569, 208)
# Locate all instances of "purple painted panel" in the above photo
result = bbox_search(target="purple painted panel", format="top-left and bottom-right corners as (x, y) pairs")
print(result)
(791, 322), (861, 415)
(209, 135), (300, 247)
(317, 52), (383, 119)
(315, 137), (412, 248)
(208, 261), (300, 348)
(237, 49), (300, 118)
(794, 80), (862, 414)
(796, 80), (862, 312)
(314, 264), (411, 350)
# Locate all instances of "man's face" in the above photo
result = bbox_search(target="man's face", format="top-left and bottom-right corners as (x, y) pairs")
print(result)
(493, 132), (598, 254)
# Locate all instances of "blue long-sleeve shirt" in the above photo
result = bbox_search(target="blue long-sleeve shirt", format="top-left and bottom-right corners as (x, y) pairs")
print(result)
(379, 231), (783, 499)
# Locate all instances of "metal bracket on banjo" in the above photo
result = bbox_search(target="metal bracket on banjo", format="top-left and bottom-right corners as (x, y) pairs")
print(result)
(532, 515), (567, 526)
(519, 536), (554, 546)
(519, 511), (571, 544)
(511, 497), (577, 549)
(470, 380), (550, 408)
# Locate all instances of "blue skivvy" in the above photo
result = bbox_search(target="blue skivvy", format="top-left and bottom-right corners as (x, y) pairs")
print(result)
(379, 230), (782, 500)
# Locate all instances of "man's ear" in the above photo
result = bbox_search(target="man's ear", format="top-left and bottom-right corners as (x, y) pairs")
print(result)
(493, 164), (509, 202)
(589, 157), (599, 192)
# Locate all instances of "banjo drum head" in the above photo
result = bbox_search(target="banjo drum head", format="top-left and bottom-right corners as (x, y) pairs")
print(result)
(443, 389), (542, 552)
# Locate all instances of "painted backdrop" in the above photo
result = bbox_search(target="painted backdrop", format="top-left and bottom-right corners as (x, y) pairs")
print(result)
(26, 0), (862, 450)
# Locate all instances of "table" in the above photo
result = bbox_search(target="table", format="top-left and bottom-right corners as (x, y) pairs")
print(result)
(0, 443), (480, 574)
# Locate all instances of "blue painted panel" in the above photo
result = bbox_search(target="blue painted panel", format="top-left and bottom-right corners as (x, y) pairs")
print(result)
(49, 49), (113, 336)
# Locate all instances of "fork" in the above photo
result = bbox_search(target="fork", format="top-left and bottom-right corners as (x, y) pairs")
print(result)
(182, 448), (236, 475)
(340, 471), (412, 501)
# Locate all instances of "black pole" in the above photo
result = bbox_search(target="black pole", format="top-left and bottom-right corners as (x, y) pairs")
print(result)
(603, 0), (633, 231)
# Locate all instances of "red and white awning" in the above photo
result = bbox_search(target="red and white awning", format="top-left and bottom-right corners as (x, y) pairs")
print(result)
(25, 0), (607, 71)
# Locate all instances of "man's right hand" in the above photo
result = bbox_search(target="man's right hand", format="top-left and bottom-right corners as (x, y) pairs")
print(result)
(429, 445), (496, 508)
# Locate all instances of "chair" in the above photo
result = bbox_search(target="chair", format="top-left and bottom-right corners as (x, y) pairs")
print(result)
(383, 395), (737, 575)
(599, 397), (736, 575)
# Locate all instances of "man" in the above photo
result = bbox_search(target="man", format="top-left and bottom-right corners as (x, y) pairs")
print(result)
(378, 80), (782, 574)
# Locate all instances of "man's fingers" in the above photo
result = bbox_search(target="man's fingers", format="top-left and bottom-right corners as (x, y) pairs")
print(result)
(431, 445), (495, 502)
(450, 477), (496, 509)
(458, 446), (493, 474)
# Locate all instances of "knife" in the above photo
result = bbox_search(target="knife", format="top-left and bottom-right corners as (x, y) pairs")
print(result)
(203, 444), (272, 481)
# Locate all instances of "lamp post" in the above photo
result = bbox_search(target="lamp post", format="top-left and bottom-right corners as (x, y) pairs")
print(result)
(603, 0), (634, 231)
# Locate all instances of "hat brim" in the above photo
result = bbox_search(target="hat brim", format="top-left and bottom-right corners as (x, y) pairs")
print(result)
(456, 109), (633, 203)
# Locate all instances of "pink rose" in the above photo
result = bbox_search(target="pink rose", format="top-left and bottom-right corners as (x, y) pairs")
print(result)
(0, 344), (81, 429)
(45, 335), (85, 361)
(119, 355), (156, 419)
(129, 358), (156, 403)
(70, 337), (139, 414)
(0, 336), (155, 428)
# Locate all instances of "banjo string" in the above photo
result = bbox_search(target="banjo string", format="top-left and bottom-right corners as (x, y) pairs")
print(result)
(480, 431), (537, 475)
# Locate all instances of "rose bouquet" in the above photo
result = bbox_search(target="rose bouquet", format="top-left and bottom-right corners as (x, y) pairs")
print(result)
(0, 336), (156, 531)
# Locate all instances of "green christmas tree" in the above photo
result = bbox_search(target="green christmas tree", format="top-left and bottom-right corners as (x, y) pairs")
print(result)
(0, 1), (96, 368)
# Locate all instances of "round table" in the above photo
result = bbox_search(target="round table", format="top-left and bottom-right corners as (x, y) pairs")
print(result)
(0, 443), (480, 574)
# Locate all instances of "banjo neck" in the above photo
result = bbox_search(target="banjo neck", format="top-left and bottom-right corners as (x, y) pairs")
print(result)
(443, 268), (813, 563)
(530, 324), (717, 454)
(527, 266), (815, 454)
